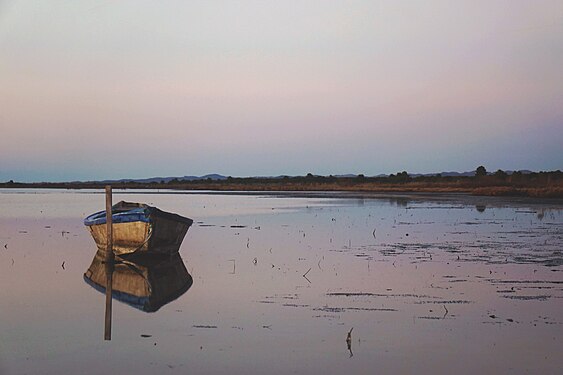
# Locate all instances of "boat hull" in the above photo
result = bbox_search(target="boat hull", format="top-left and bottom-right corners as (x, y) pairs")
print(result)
(84, 201), (193, 256)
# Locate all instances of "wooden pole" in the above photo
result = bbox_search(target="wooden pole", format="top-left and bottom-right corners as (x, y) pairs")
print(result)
(104, 185), (114, 341)
(105, 185), (113, 258)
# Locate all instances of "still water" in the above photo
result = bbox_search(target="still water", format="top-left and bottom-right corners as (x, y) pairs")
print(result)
(0, 189), (561, 374)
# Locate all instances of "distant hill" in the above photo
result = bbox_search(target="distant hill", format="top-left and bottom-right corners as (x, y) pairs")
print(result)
(90, 170), (535, 184)
(96, 174), (228, 184)
(404, 171), (476, 177)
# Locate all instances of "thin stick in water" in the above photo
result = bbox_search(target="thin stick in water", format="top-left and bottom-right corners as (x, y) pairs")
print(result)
(104, 186), (114, 341)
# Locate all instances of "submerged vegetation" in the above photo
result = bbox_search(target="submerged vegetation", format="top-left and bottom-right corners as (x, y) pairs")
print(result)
(2, 168), (562, 198)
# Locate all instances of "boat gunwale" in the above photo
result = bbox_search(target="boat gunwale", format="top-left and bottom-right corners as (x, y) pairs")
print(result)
(84, 201), (193, 227)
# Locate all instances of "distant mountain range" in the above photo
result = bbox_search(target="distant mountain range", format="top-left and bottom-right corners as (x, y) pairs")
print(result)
(92, 170), (534, 184)
(95, 174), (228, 184)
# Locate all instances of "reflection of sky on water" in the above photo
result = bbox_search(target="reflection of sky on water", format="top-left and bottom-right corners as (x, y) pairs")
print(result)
(0, 190), (561, 374)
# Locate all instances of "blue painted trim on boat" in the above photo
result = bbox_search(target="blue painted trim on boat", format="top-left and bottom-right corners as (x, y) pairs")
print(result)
(83, 275), (149, 311)
(84, 207), (151, 226)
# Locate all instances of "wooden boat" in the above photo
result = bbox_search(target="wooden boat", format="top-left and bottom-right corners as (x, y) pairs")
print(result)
(84, 251), (193, 312)
(84, 201), (193, 255)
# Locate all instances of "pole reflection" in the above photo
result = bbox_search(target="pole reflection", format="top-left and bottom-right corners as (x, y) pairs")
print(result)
(84, 250), (193, 340)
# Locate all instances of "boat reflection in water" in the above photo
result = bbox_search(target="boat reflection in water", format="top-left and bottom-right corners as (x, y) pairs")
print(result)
(84, 250), (193, 313)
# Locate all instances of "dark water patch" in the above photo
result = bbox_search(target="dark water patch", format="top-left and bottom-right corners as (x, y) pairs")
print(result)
(313, 306), (396, 313)
(354, 254), (372, 259)
(345, 307), (397, 312)
(327, 292), (440, 299)
(414, 300), (472, 304)
(497, 230), (543, 235)
(488, 279), (563, 284)
(280, 294), (299, 300)
(397, 221), (435, 225)
(261, 294), (300, 302)
(501, 295), (551, 301)
(380, 249), (402, 256)
(543, 259), (563, 267)
(198, 224), (216, 227)
(313, 307), (345, 313)
(282, 303), (310, 308)
(230, 225), (247, 228)
(377, 243), (438, 257)
(435, 242), (563, 266)
(508, 256), (563, 267)
(312, 314), (340, 320)
(406, 206), (465, 210)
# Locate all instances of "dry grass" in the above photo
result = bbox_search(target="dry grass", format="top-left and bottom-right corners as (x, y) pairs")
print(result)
(472, 186), (563, 198)
(165, 181), (563, 198)
(3, 174), (562, 199)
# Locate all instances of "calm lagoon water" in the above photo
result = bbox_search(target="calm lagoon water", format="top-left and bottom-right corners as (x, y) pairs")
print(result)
(0, 189), (562, 374)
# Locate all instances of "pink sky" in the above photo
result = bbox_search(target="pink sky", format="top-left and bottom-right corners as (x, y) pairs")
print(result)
(1, 1), (562, 181)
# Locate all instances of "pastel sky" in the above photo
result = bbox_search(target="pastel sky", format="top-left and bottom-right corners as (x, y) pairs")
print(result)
(1, 1), (562, 182)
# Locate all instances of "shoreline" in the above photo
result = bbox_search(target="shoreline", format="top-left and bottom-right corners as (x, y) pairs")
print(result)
(2, 170), (562, 199)
(1, 185), (562, 206)
(1, 182), (562, 199)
